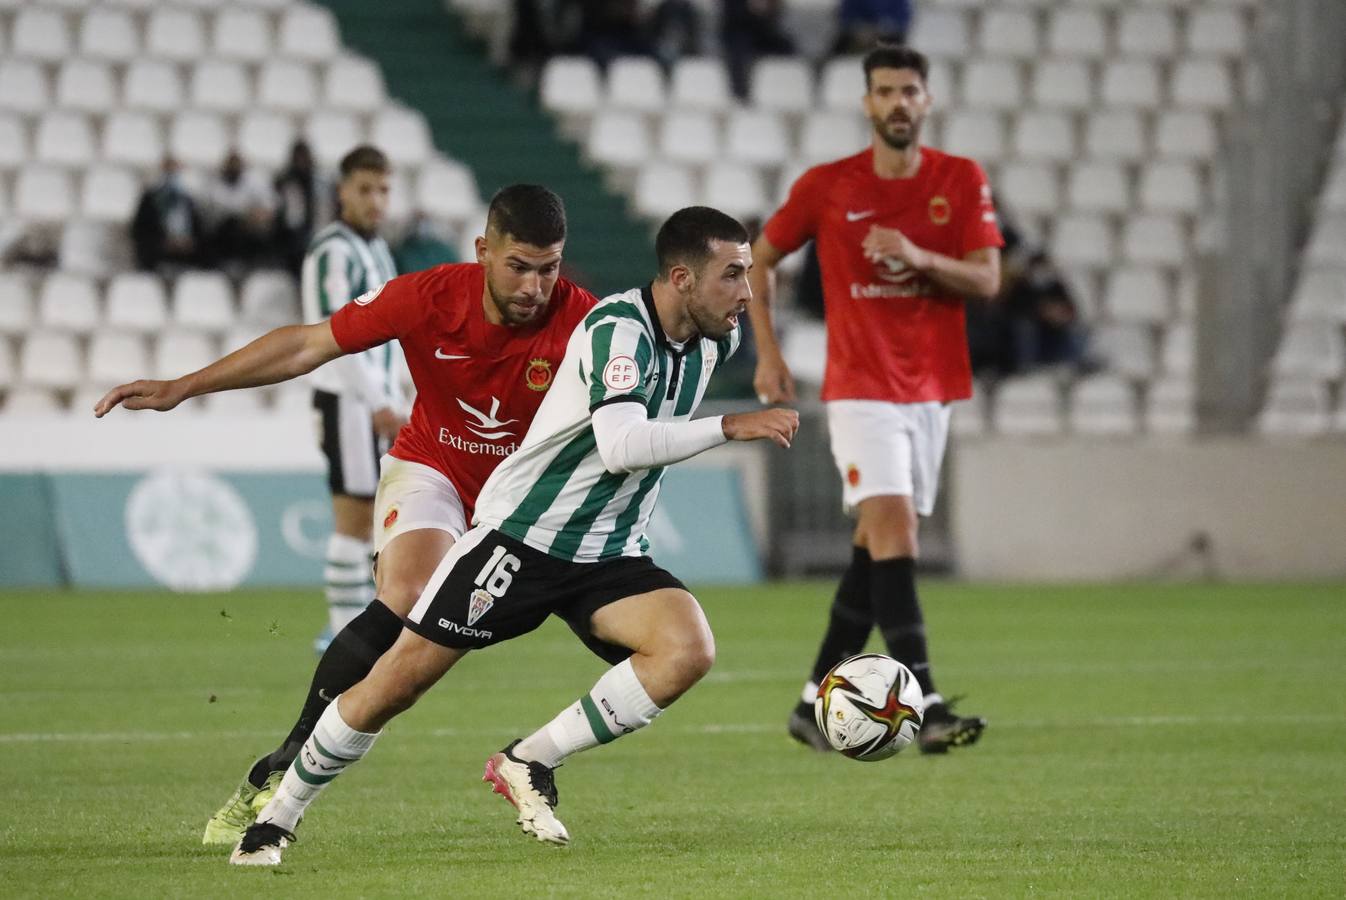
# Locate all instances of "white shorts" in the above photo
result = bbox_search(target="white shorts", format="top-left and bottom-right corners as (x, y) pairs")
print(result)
(371, 454), (468, 555)
(826, 400), (952, 518)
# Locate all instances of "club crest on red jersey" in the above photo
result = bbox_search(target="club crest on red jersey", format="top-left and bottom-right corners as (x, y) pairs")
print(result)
(526, 358), (553, 392)
(929, 196), (951, 225)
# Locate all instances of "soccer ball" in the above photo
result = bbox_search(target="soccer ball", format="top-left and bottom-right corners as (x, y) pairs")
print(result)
(814, 653), (925, 761)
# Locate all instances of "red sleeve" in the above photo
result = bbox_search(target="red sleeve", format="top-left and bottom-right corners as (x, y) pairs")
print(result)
(958, 161), (1004, 257)
(762, 165), (828, 255)
(329, 268), (435, 354)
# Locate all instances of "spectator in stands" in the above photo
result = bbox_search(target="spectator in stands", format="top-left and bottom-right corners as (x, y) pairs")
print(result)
(722, 0), (797, 99)
(274, 140), (332, 278)
(204, 150), (278, 276)
(130, 155), (206, 274)
(567, 0), (654, 67)
(831, 0), (913, 55)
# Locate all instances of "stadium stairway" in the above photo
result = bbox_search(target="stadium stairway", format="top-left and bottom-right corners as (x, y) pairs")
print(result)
(316, 0), (652, 295)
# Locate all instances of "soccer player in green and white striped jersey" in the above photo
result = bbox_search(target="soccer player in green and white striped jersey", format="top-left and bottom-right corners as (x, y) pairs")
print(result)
(231, 207), (798, 864)
(300, 145), (405, 651)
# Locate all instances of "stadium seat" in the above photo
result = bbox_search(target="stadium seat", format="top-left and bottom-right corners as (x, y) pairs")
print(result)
(78, 8), (140, 61)
(961, 60), (1023, 111)
(271, 383), (311, 415)
(1011, 111), (1075, 161)
(1083, 111), (1147, 162)
(123, 60), (185, 113)
(102, 111), (164, 170)
(993, 374), (1063, 436)
(1187, 8), (1247, 56)
(55, 60), (117, 113)
(1154, 111), (1218, 160)
(1146, 376), (1194, 435)
(18, 332), (82, 390)
(910, 8), (971, 59)
(657, 110), (721, 166)
(222, 324), (267, 355)
(1031, 60), (1093, 111)
(190, 60), (252, 114)
(324, 56), (386, 113)
(240, 269), (300, 325)
(949, 396), (986, 438)
(926, 59), (957, 103)
(171, 271), (236, 333)
(279, 5), (341, 61)
(1051, 213), (1114, 267)
(998, 162), (1060, 214)
(1271, 323), (1345, 380)
(80, 165), (140, 223)
(87, 333), (150, 385)
(204, 388), (271, 415)
(146, 7), (207, 61)
(1093, 322), (1156, 380)
(0, 115), (28, 170)
(1046, 9), (1107, 58)
(943, 111), (1005, 160)
(540, 56), (602, 122)
(668, 58), (733, 113)
(1117, 8), (1177, 57)
(1258, 378), (1330, 436)
(14, 167), (75, 222)
(1, 387), (63, 415)
(1306, 215), (1346, 265)
(0, 60), (52, 114)
(975, 9), (1039, 58)
(749, 59), (814, 114)
(58, 221), (132, 277)
(237, 111), (296, 171)
(1287, 267), (1346, 322)
(306, 112), (365, 167)
(1067, 163), (1130, 214)
(1070, 374), (1138, 435)
(258, 60), (318, 113)
(384, 168), (414, 226)
(1318, 165), (1346, 214)
(702, 163), (768, 221)
(371, 107), (433, 168)
(1159, 320), (1194, 376)
(34, 112), (97, 169)
(415, 159), (481, 223)
(1101, 60), (1162, 109)
(0, 273), (37, 336)
(799, 112), (867, 164)
(1123, 214), (1187, 266)
(1171, 60), (1234, 110)
(105, 274), (170, 333)
(1138, 162), (1203, 215)
(818, 55), (865, 112)
(169, 112), (229, 169)
(0, 339), (14, 390)
(1104, 266), (1171, 324)
(606, 56), (666, 114)
(154, 331), (218, 380)
(38, 272), (101, 334)
(725, 110), (791, 167)
(774, 159), (810, 206)
(11, 7), (72, 61)
(213, 8), (274, 61)
(587, 111), (651, 171)
(633, 162), (694, 221)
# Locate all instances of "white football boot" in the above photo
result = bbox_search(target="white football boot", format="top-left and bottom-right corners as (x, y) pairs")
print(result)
(228, 821), (295, 866)
(483, 740), (570, 846)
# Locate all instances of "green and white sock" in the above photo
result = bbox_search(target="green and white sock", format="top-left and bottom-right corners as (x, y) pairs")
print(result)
(255, 698), (379, 832)
(515, 659), (662, 768)
(325, 533), (374, 634)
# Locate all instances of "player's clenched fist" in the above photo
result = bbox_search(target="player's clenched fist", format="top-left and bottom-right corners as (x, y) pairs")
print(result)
(721, 408), (800, 448)
(93, 379), (188, 417)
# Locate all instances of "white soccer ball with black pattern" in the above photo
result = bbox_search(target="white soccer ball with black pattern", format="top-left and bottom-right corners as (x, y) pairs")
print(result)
(814, 653), (925, 761)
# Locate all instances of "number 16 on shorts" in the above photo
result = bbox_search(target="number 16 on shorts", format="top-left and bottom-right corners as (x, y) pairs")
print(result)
(467, 544), (521, 626)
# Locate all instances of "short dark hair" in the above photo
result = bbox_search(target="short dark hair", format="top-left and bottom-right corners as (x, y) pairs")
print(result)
(339, 145), (390, 179)
(485, 184), (567, 247)
(863, 45), (930, 90)
(655, 206), (750, 278)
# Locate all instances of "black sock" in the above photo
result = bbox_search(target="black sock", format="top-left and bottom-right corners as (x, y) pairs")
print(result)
(806, 547), (875, 693)
(870, 557), (937, 697)
(247, 599), (404, 787)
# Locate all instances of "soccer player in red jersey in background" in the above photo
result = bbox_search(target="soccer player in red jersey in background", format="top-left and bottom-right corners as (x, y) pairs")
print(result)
(94, 184), (599, 837)
(746, 46), (1002, 754)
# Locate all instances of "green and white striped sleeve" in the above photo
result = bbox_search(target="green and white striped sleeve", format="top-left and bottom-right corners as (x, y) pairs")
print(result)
(714, 323), (743, 370)
(314, 240), (358, 315)
(583, 314), (655, 411)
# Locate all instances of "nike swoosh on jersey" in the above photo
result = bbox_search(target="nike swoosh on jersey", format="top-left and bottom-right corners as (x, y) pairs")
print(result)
(435, 349), (470, 360)
(846, 210), (876, 222)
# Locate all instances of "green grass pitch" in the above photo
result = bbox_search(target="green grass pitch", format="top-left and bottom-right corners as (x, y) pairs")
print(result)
(2, 582), (1344, 897)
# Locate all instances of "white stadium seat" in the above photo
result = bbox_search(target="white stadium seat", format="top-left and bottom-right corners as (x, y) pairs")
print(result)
(105, 273), (170, 333)
(1187, 8), (1247, 57)
(0, 273), (38, 336)
(1084, 111), (1147, 162)
(87, 333), (150, 385)
(15, 167), (75, 221)
(80, 165), (140, 223)
(799, 112), (867, 164)
(1306, 215), (1346, 266)
(1154, 111), (1218, 160)
(213, 8), (274, 62)
(1046, 9), (1107, 58)
(102, 111), (164, 169)
(78, 8), (140, 61)
(371, 108), (433, 168)
(949, 397), (985, 438)
(145, 7), (207, 61)
(55, 60), (117, 113)
(305, 111), (365, 167)
(774, 159), (810, 206)
(1317, 165), (1346, 214)
(0, 339), (14, 390)
(819, 56), (865, 112)
(0, 60), (53, 114)
(154, 331), (218, 380)
(540, 57), (602, 120)
(1067, 162), (1130, 214)
(634, 162), (694, 221)
(657, 111), (721, 166)
(1171, 60), (1234, 110)
(725, 110), (791, 167)
(123, 60), (185, 113)
(994, 374), (1063, 436)
(1288, 267), (1346, 322)
(1051, 213), (1114, 267)
(1070, 374), (1138, 435)
(19, 332), (82, 390)
(190, 60), (252, 114)
(999, 163), (1059, 214)
(1139, 162), (1203, 215)
(1101, 60), (1162, 109)
(1271, 324), (1345, 380)
(415, 159), (481, 223)
(258, 60), (318, 113)
(1160, 321), (1194, 377)
(59, 221), (133, 277)
(2, 388), (63, 416)
(1104, 266), (1171, 324)
(1258, 378), (1330, 436)
(701, 163), (768, 220)
(1146, 376), (1195, 435)
(943, 111), (1005, 160)
(324, 57), (386, 113)
(0, 115), (28, 170)
(587, 111), (652, 171)
(237, 112), (297, 171)
(172, 271), (236, 333)
(1117, 8), (1177, 57)
(12, 7), (72, 61)
(1031, 60), (1093, 110)
(1123, 214), (1187, 266)
(976, 9), (1039, 58)
(961, 60), (1023, 111)
(240, 270), (300, 325)
(1011, 111), (1074, 162)
(669, 58), (733, 112)
(169, 112), (229, 169)
(38, 273), (101, 334)
(1094, 322), (1156, 380)
(749, 58), (814, 114)
(34, 112), (97, 168)
(606, 56), (666, 114)
(279, 5), (341, 61)
(910, 9), (971, 59)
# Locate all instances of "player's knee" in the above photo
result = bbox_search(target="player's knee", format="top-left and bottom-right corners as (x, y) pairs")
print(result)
(376, 575), (428, 617)
(677, 629), (716, 684)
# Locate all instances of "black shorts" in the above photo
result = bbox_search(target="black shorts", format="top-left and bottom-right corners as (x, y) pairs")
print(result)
(313, 389), (387, 499)
(405, 526), (687, 664)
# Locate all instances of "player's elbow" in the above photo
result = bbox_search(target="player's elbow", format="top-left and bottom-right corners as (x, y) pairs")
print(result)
(594, 441), (636, 476)
(972, 269), (1001, 301)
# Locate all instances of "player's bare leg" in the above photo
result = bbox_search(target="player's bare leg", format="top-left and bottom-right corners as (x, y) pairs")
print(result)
(231, 630), (467, 865)
(490, 589), (715, 845)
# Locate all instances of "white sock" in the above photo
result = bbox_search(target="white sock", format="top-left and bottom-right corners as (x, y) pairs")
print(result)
(255, 697), (379, 832)
(924, 691), (945, 709)
(325, 533), (374, 633)
(515, 659), (662, 768)
(800, 681), (819, 705)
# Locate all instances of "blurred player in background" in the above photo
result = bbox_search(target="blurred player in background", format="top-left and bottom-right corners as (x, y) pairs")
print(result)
(300, 144), (405, 655)
(747, 46), (1001, 754)
(93, 184), (597, 843)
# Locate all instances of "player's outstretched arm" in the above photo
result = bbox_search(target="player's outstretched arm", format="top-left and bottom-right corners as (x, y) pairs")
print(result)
(93, 321), (345, 417)
(745, 236), (797, 405)
(721, 408), (800, 449)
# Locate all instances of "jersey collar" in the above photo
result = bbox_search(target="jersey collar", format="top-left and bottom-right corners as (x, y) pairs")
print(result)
(641, 282), (693, 357)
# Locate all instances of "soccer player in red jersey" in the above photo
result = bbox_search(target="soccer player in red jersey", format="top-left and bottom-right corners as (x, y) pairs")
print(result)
(746, 46), (1002, 754)
(94, 184), (599, 837)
